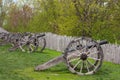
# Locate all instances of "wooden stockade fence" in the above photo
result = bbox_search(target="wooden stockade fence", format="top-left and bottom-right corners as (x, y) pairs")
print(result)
(45, 32), (120, 64)
(0, 27), (120, 64)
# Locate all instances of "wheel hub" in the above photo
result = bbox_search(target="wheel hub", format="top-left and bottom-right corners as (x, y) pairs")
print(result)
(80, 53), (88, 60)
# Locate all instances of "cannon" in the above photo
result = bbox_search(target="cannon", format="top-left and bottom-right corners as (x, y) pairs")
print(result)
(0, 32), (46, 53)
(35, 37), (108, 75)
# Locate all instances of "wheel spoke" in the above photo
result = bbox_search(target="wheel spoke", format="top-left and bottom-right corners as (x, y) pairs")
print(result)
(70, 45), (83, 55)
(88, 51), (99, 56)
(80, 61), (84, 73)
(89, 45), (95, 51)
(68, 58), (80, 63)
(84, 40), (87, 46)
(78, 40), (81, 46)
(29, 44), (35, 51)
(19, 45), (25, 52)
(85, 61), (90, 72)
(88, 56), (101, 61)
(73, 60), (81, 69)
(87, 60), (96, 68)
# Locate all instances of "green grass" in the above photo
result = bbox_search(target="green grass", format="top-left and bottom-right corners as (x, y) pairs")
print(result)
(0, 45), (120, 80)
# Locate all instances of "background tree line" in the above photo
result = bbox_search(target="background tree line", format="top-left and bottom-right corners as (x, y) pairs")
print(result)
(0, 0), (120, 43)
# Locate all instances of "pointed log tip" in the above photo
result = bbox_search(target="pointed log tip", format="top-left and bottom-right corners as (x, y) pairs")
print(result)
(34, 67), (40, 71)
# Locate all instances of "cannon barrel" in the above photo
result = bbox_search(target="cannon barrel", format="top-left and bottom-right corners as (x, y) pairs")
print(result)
(87, 40), (108, 48)
(37, 33), (45, 38)
(98, 40), (108, 45)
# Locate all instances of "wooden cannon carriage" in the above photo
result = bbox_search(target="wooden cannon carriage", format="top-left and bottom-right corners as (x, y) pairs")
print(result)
(35, 37), (108, 75)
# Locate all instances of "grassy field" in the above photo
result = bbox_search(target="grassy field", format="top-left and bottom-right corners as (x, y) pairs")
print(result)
(0, 45), (120, 80)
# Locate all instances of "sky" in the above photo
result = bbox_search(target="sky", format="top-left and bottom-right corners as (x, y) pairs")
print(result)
(13, 0), (17, 3)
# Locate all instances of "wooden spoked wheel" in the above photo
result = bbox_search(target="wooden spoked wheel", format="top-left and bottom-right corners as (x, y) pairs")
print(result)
(64, 37), (104, 75)
(33, 37), (46, 53)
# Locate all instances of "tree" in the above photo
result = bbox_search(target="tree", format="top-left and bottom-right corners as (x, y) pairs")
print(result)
(0, 0), (13, 27)
(4, 3), (33, 32)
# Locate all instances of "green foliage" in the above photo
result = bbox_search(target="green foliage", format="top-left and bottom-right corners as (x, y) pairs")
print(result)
(2, 0), (120, 43)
